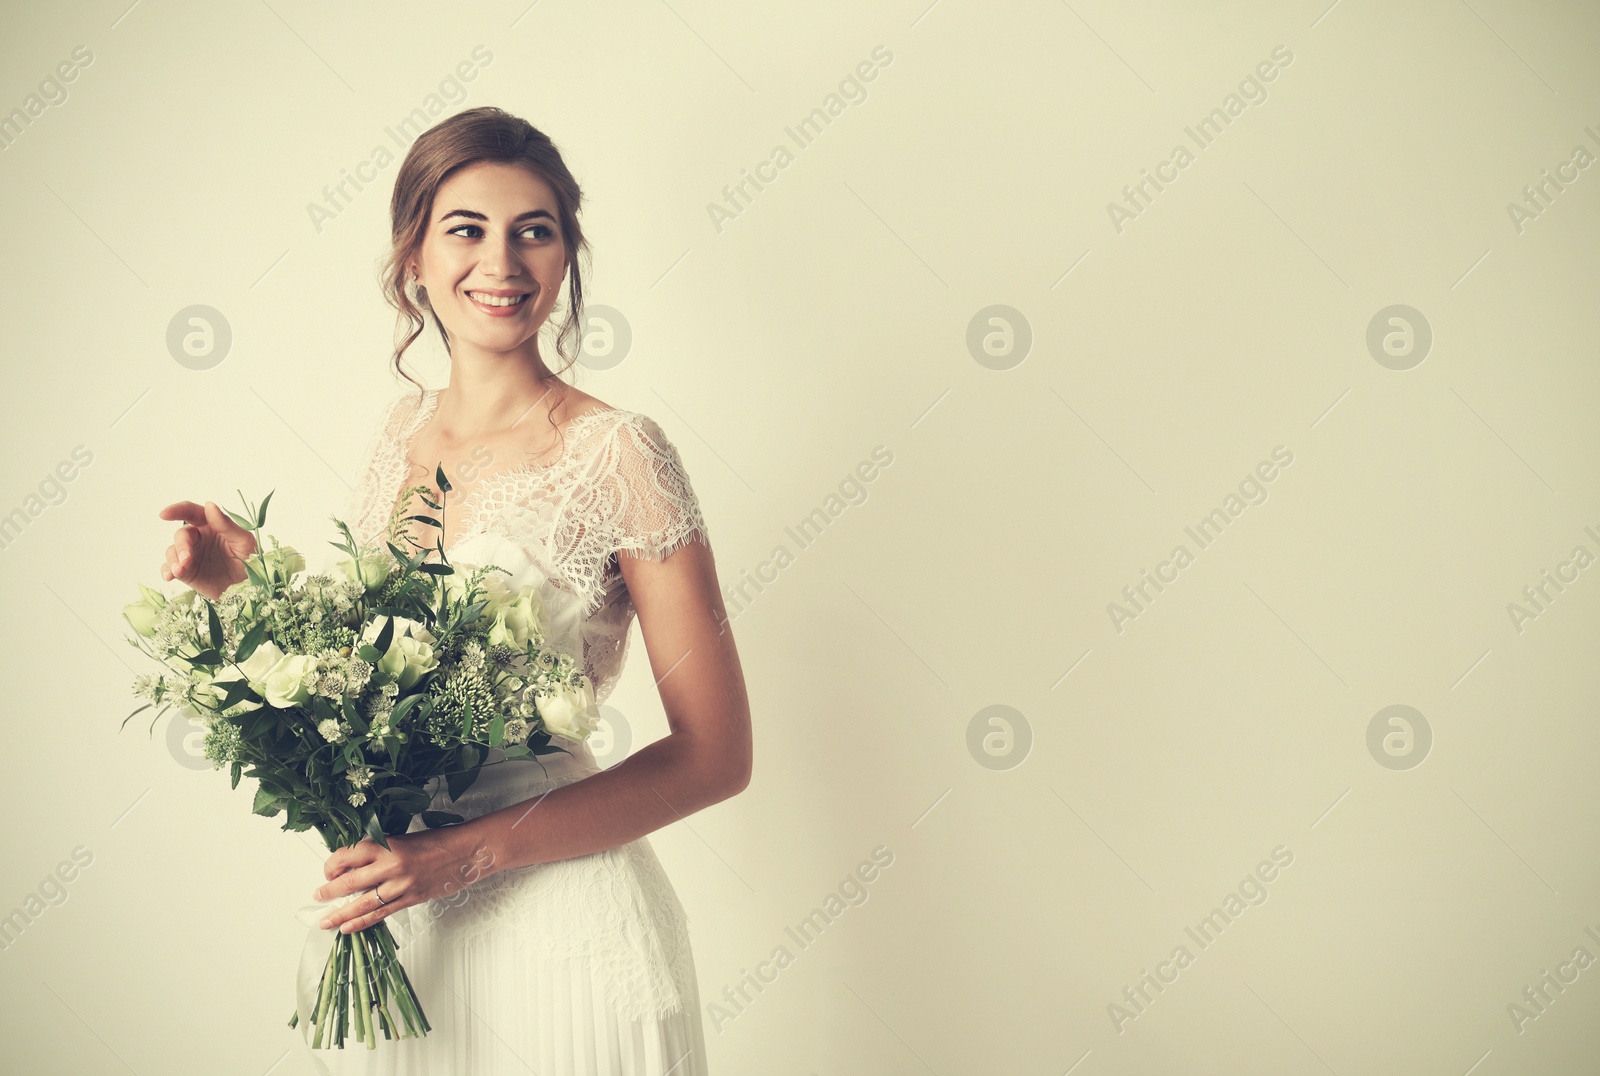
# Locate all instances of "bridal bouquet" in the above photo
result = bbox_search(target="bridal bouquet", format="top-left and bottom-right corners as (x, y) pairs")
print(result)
(120, 475), (601, 1049)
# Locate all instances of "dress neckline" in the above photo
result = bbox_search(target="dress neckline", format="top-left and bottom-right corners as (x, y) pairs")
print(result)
(384, 387), (626, 554)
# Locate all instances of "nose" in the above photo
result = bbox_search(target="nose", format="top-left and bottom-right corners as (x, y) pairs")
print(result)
(478, 231), (526, 282)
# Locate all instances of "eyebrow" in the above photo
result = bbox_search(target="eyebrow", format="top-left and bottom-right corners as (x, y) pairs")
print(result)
(437, 208), (556, 224)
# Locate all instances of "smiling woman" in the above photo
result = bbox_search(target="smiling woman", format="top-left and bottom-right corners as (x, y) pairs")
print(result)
(154, 106), (750, 1075)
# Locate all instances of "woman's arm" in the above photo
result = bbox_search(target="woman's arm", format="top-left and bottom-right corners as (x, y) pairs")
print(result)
(314, 539), (751, 931)
(460, 538), (750, 874)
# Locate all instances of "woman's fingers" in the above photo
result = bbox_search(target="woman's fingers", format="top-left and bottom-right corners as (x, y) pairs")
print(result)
(158, 501), (208, 526)
(174, 526), (197, 569)
(329, 890), (414, 934)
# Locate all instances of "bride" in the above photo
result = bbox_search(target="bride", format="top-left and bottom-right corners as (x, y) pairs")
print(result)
(153, 106), (752, 1074)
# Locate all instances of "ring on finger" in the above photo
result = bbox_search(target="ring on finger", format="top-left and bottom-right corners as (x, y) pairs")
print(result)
(373, 886), (389, 906)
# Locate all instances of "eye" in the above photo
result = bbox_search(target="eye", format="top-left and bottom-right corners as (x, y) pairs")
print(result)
(521, 224), (554, 240)
(447, 223), (485, 239)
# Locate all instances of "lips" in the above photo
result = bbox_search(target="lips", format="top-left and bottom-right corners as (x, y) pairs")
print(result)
(464, 290), (532, 318)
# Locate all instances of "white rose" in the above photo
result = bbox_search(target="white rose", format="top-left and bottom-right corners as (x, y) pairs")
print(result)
(487, 585), (544, 648)
(362, 616), (434, 648)
(122, 583), (168, 637)
(261, 546), (306, 581)
(535, 681), (600, 743)
(376, 635), (438, 691)
(261, 653), (317, 708)
(238, 640), (286, 692)
(338, 551), (391, 590)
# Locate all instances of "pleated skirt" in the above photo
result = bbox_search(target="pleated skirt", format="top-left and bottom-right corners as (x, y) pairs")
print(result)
(300, 911), (709, 1076)
(298, 751), (710, 1075)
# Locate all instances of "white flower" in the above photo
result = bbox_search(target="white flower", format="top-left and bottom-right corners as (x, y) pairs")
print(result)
(347, 791), (367, 807)
(123, 583), (167, 637)
(535, 681), (601, 743)
(317, 718), (345, 743)
(262, 654), (317, 708)
(375, 634), (438, 691)
(339, 551), (391, 591)
(238, 640), (286, 691)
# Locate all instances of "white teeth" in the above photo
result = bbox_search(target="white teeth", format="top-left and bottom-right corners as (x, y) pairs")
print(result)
(467, 292), (527, 307)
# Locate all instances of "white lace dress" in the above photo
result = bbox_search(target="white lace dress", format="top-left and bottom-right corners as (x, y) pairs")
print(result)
(301, 387), (712, 1075)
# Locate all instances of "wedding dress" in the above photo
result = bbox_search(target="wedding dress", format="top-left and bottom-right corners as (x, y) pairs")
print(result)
(299, 387), (712, 1075)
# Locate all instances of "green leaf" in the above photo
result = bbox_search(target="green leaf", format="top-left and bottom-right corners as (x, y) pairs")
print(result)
(356, 644), (382, 663)
(341, 695), (368, 737)
(235, 621), (267, 663)
(417, 562), (454, 576)
(206, 602), (224, 650)
(488, 714), (505, 747)
(256, 490), (274, 528)
(185, 648), (223, 667)
(252, 785), (283, 817)
(310, 695), (337, 723)
(373, 615), (394, 655)
(418, 492), (443, 511)
(389, 694), (421, 727)
(405, 514), (443, 530)
(213, 678), (254, 712)
(434, 464), (452, 494)
(460, 695), (474, 741)
(225, 508), (255, 531)
(230, 760), (242, 789)
(422, 811), (465, 829)
(364, 811), (391, 851)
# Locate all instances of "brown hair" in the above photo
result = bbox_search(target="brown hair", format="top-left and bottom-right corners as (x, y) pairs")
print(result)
(382, 106), (589, 408)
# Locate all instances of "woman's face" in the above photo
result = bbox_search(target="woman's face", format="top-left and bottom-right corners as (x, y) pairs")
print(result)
(410, 161), (568, 355)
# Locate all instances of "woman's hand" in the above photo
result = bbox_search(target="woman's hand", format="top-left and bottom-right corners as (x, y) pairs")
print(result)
(312, 825), (497, 935)
(157, 500), (257, 601)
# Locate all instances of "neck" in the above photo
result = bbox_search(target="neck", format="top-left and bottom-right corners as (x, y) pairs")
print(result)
(437, 341), (566, 435)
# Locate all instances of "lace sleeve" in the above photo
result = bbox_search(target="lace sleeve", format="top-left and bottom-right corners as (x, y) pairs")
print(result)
(608, 413), (709, 562)
(344, 391), (420, 548)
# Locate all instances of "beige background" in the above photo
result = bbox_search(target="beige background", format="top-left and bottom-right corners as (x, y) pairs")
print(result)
(2, 0), (1598, 1072)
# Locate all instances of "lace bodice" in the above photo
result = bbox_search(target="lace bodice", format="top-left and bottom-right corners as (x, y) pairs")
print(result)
(344, 387), (710, 706)
(325, 385), (711, 1024)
